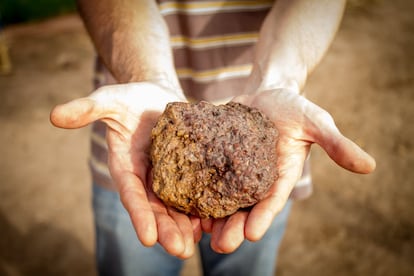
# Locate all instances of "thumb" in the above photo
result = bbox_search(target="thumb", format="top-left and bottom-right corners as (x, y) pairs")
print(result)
(310, 112), (376, 174)
(320, 132), (376, 174)
(50, 97), (101, 129)
(304, 101), (376, 174)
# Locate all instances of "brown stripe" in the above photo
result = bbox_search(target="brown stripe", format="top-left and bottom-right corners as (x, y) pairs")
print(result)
(92, 121), (106, 137)
(91, 0), (312, 197)
(164, 9), (269, 37)
(173, 44), (254, 71)
(91, 141), (108, 164)
(180, 76), (249, 101)
(91, 122), (108, 168)
(90, 162), (117, 191)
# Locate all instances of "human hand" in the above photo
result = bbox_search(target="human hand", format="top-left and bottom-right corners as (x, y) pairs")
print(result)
(50, 82), (202, 258)
(202, 88), (376, 253)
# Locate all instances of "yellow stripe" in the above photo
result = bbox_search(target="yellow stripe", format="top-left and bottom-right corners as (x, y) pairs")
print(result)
(91, 132), (107, 149)
(170, 33), (258, 48)
(159, 0), (273, 15)
(176, 64), (252, 81)
(159, 1), (273, 12)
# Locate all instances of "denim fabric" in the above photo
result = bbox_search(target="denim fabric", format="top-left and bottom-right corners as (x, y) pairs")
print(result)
(92, 183), (291, 276)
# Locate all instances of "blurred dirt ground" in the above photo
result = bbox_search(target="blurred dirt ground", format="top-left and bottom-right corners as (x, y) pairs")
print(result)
(0, 0), (413, 275)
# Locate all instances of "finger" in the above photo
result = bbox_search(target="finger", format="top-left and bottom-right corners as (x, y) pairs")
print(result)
(144, 190), (187, 257)
(155, 212), (186, 257)
(303, 103), (376, 174)
(191, 216), (203, 244)
(118, 172), (158, 247)
(143, 170), (187, 256)
(210, 218), (228, 253)
(50, 97), (101, 129)
(245, 150), (304, 241)
(310, 112), (376, 174)
(201, 218), (213, 233)
(245, 192), (288, 242)
(213, 211), (248, 253)
(321, 133), (376, 174)
(167, 208), (196, 259)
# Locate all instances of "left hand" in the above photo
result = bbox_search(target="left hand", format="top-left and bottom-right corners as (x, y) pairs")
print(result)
(202, 88), (376, 253)
(50, 82), (202, 259)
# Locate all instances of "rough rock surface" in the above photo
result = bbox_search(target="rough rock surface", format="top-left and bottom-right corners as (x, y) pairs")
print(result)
(150, 101), (279, 218)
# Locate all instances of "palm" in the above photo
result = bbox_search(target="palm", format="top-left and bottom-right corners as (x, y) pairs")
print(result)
(50, 82), (200, 258)
(203, 89), (376, 253)
(51, 86), (375, 256)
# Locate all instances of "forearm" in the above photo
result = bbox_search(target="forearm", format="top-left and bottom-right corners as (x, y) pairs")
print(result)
(76, 0), (180, 90)
(246, 0), (346, 93)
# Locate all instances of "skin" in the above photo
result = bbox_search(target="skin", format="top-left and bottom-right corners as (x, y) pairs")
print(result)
(50, 0), (375, 259)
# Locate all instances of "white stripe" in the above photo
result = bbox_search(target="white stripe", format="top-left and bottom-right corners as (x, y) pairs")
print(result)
(178, 66), (252, 83)
(171, 36), (258, 50)
(295, 175), (312, 188)
(89, 155), (111, 177)
(91, 131), (108, 149)
(159, 2), (273, 16)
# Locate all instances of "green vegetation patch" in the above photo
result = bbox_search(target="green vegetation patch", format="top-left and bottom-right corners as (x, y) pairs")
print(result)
(0, 0), (77, 26)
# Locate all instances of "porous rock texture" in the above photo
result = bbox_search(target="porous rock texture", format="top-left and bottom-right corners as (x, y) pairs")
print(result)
(150, 101), (279, 218)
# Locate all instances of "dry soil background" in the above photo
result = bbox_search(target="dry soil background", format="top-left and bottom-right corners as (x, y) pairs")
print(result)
(0, 1), (413, 275)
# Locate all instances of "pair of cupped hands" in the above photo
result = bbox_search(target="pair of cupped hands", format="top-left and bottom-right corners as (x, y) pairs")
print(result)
(50, 81), (375, 259)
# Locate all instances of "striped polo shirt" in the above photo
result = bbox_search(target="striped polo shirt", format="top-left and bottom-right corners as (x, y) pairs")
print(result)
(90, 0), (312, 200)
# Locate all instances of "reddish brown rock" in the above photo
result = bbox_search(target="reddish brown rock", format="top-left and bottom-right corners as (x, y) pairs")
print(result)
(150, 101), (279, 218)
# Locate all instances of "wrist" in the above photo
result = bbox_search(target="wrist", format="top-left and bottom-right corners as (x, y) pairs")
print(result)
(127, 70), (182, 92)
(150, 75), (186, 101)
(101, 62), (186, 101)
(244, 61), (306, 95)
(130, 74), (186, 101)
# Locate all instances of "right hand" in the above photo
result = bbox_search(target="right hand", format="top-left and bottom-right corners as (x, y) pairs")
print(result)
(50, 82), (202, 259)
(202, 89), (376, 254)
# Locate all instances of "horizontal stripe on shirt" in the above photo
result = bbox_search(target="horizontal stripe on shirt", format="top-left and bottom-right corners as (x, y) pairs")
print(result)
(89, 1), (313, 199)
(180, 76), (249, 101)
(159, 0), (273, 15)
(170, 32), (258, 49)
(91, 131), (107, 150)
(164, 9), (268, 37)
(173, 44), (254, 72)
(90, 154), (111, 178)
(176, 64), (252, 82)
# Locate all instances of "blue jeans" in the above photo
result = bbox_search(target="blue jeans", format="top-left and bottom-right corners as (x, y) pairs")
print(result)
(92, 183), (291, 276)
